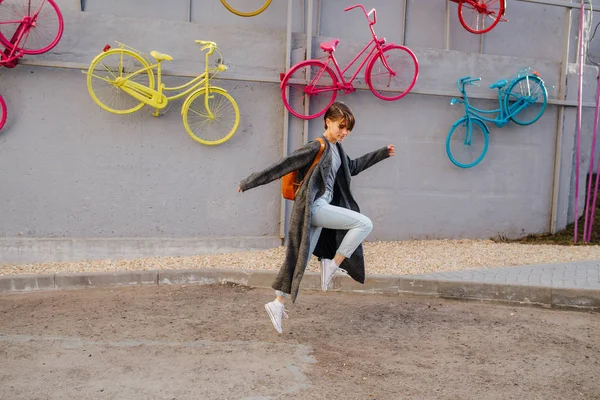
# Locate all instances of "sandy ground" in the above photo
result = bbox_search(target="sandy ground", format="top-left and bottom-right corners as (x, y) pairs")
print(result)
(0, 283), (599, 399)
(2, 239), (600, 277)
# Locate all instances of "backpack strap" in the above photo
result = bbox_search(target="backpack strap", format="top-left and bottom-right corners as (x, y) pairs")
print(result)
(307, 137), (326, 173)
(294, 137), (326, 195)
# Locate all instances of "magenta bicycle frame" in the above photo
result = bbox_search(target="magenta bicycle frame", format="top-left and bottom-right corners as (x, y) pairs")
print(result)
(0, 34), (25, 67)
(310, 4), (394, 95)
(319, 36), (389, 94)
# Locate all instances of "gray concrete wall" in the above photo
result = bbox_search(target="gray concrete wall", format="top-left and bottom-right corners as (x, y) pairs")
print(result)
(1, 0), (599, 263)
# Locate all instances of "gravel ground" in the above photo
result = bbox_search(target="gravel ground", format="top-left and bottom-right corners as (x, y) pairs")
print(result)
(2, 239), (600, 276)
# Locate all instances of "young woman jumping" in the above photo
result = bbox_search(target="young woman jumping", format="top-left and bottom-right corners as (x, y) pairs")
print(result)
(238, 102), (395, 334)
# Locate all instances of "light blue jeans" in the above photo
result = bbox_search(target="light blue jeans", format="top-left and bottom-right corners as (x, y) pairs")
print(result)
(308, 194), (373, 258)
(276, 193), (373, 298)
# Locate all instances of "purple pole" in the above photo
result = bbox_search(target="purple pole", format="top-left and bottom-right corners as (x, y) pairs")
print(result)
(574, 0), (585, 243)
(583, 75), (600, 242)
(588, 142), (600, 241)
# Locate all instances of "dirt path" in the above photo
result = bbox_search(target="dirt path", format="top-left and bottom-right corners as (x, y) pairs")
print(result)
(0, 284), (599, 399)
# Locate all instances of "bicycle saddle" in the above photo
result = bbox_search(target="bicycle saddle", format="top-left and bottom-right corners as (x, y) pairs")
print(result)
(150, 51), (173, 62)
(320, 39), (340, 53)
(489, 79), (507, 89)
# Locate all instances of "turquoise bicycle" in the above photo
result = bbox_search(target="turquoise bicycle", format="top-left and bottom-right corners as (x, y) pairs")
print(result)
(446, 69), (548, 168)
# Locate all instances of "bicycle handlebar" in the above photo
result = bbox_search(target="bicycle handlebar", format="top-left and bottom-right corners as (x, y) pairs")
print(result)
(196, 40), (217, 55)
(344, 4), (376, 25)
(457, 76), (481, 91)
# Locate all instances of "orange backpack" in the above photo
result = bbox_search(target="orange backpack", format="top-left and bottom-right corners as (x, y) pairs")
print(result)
(281, 138), (325, 201)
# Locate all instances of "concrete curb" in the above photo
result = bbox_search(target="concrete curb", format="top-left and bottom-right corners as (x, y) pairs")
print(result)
(0, 236), (282, 264)
(1, 268), (599, 310)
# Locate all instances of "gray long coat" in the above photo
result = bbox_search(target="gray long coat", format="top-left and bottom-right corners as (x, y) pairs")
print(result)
(240, 138), (390, 302)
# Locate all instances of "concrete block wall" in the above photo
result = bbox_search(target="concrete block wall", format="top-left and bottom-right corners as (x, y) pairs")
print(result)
(1, 0), (599, 263)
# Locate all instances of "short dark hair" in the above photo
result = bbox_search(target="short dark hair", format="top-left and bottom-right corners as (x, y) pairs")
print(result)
(323, 102), (355, 131)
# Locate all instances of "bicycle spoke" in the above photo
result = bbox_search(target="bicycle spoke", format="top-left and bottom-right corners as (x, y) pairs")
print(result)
(32, 0), (48, 17)
(188, 107), (210, 119)
(88, 72), (114, 84)
(99, 62), (119, 80)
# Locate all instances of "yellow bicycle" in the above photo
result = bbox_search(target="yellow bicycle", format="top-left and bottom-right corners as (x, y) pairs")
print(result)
(85, 40), (240, 146)
(220, 0), (272, 17)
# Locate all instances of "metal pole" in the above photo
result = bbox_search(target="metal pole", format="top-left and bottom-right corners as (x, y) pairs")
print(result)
(315, 0), (321, 36)
(445, 0), (451, 50)
(587, 120), (600, 241)
(584, 75), (600, 241)
(279, 0), (294, 240)
(302, 0), (314, 145)
(574, 0), (585, 243)
(400, 0), (407, 46)
(550, 4), (572, 234)
(479, 30), (484, 54)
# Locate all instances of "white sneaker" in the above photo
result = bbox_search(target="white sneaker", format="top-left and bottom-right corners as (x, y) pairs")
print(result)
(321, 258), (339, 292)
(264, 299), (288, 334)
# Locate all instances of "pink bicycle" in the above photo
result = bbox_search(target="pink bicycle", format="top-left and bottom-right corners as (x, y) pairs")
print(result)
(280, 3), (418, 120)
(0, 0), (64, 131)
(0, 0), (64, 55)
(451, 0), (506, 34)
(0, 37), (21, 131)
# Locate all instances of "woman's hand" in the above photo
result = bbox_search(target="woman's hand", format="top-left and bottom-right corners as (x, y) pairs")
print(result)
(387, 144), (396, 157)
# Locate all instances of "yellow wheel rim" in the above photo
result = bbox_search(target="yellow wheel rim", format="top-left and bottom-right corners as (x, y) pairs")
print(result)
(86, 49), (154, 115)
(220, 0), (272, 17)
(182, 88), (240, 146)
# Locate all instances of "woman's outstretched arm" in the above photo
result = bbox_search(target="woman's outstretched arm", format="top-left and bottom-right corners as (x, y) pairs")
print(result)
(239, 140), (323, 192)
(347, 144), (395, 176)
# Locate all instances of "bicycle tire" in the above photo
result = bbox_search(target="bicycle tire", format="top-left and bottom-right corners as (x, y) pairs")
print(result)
(446, 117), (489, 168)
(220, 0), (272, 17)
(504, 75), (547, 126)
(281, 60), (338, 120)
(0, 95), (6, 131)
(182, 87), (240, 146)
(87, 49), (155, 115)
(365, 44), (418, 101)
(0, 0), (64, 55)
(458, 0), (504, 34)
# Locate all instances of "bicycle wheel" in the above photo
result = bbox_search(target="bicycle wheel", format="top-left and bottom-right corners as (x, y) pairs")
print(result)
(220, 0), (272, 17)
(504, 75), (547, 126)
(0, 0), (64, 55)
(446, 117), (489, 168)
(182, 87), (240, 146)
(87, 49), (155, 115)
(458, 0), (504, 34)
(281, 60), (337, 120)
(365, 45), (418, 101)
(0, 95), (6, 131)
